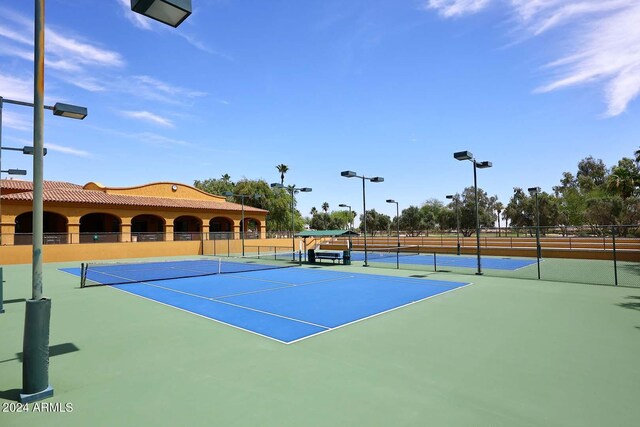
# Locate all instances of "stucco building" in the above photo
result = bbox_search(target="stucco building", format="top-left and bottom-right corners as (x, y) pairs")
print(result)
(0, 179), (267, 246)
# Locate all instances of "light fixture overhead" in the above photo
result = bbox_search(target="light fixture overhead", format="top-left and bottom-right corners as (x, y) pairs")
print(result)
(130, 0), (192, 28)
(454, 151), (473, 161)
(52, 103), (87, 120)
(340, 170), (357, 178)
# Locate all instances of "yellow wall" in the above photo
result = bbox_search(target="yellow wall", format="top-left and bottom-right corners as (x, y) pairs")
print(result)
(84, 181), (227, 202)
(0, 238), (313, 265)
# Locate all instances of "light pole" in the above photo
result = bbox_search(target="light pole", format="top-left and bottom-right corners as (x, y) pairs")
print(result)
(385, 199), (400, 248)
(20, 0), (191, 405)
(222, 191), (260, 256)
(386, 199), (400, 269)
(340, 171), (384, 267)
(338, 203), (353, 251)
(454, 151), (492, 275)
(446, 194), (461, 255)
(271, 183), (311, 261)
(528, 187), (542, 279)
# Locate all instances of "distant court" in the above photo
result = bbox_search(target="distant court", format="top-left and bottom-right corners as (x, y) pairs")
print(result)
(349, 250), (537, 270)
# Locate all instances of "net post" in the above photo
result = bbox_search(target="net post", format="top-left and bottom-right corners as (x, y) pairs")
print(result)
(80, 263), (86, 288)
(433, 252), (437, 272)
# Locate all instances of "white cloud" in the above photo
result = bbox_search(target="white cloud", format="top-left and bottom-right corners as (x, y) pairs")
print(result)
(424, 0), (640, 116)
(117, 0), (153, 30)
(0, 72), (32, 101)
(45, 143), (92, 158)
(424, 0), (492, 18)
(131, 132), (191, 146)
(121, 110), (175, 127)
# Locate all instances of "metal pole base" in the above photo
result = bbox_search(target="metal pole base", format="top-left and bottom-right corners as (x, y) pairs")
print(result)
(20, 385), (53, 404)
(21, 298), (53, 403)
(475, 272), (484, 276)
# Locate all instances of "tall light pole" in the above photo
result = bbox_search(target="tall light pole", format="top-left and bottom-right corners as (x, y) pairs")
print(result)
(223, 191), (260, 256)
(454, 151), (492, 275)
(271, 183), (311, 261)
(385, 199), (400, 248)
(528, 187), (542, 279)
(20, 0), (191, 405)
(446, 194), (461, 255)
(386, 199), (400, 269)
(338, 203), (353, 251)
(340, 171), (384, 267)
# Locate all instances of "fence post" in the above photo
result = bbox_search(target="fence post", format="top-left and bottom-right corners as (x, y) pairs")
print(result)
(0, 267), (4, 314)
(612, 226), (618, 286)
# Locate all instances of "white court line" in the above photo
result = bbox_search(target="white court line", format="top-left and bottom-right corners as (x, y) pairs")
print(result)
(85, 268), (473, 344)
(285, 281), (474, 345)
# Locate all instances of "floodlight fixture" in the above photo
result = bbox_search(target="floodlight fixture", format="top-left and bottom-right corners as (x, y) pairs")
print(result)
(454, 151), (473, 161)
(445, 194), (454, 199)
(528, 187), (541, 194)
(477, 161), (492, 169)
(52, 103), (87, 120)
(341, 170), (357, 178)
(130, 0), (192, 28)
(3, 169), (27, 175)
(22, 146), (47, 156)
(299, 187), (312, 193)
(370, 177), (384, 183)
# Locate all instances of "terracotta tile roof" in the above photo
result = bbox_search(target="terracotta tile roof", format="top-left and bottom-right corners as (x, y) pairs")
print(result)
(0, 188), (267, 213)
(0, 179), (83, 191)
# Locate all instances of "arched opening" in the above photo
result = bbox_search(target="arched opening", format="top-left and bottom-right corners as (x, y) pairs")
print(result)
(132, 214), (166, 242)
(174, 216), (202, 241)
(209, 217), (233, 240)
(80, 213), (121, 243)
(14, 211), (69, 245)
(243, 217), (261, 239)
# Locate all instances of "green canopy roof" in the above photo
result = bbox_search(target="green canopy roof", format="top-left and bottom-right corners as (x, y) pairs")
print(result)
(295, 229), (359, 238)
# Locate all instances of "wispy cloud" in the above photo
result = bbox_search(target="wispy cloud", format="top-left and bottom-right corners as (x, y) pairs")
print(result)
(0, 72), (32, 101)
(117, 0), (153, 30)
(424, 0), (640, 116)
(45, 143), (92, 158)
(121, 110), (175, 127)
(131, 132), (191, 146)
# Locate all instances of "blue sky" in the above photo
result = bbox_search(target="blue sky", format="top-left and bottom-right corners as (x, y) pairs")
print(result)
(1, 0), (638, 221)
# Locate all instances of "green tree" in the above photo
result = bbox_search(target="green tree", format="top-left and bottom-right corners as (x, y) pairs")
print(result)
(194, 175), (235, 196)
(321, 202), (329, 213)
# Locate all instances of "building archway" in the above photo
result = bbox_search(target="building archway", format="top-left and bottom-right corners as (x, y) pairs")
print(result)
(80, 213), (121, 243)
(132, 214), (166, 242)
(174, 215), (202, 241)
(14, 211), (69, 245)
(243, 217), (262, 239)
(209, 217), (233, 240)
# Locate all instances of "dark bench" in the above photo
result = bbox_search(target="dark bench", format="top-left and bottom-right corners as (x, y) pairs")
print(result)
(315, 251), (342, 264)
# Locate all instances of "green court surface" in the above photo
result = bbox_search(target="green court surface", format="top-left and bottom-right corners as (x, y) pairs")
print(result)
(1, 259), (639, 426)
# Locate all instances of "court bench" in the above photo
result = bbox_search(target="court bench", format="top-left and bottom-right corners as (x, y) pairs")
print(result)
(315, 251), (343, 264)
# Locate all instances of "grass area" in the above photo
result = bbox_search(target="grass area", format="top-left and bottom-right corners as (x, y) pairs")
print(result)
(1, 259), (639, 426)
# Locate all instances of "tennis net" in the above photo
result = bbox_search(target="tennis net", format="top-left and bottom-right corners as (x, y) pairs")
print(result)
(80, 252), (301, 287)
(360, 245), (421, 260)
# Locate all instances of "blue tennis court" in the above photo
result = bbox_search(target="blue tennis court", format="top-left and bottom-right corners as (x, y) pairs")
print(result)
(350, 251), (537, 270)
(62, 263), (469, 344)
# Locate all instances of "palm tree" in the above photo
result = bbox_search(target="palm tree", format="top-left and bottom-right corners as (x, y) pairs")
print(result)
(634, 147), (640, 164)
(220, 173), (231, 183)
(310, 207), (318, 216)
(276, 164), (289, 185)
(321, 202), (329, 213)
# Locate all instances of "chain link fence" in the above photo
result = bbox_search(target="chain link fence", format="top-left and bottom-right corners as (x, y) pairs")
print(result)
(327, 225), (640, 288)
